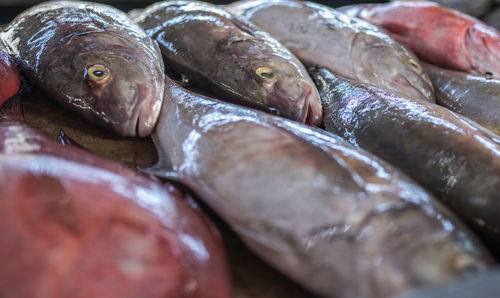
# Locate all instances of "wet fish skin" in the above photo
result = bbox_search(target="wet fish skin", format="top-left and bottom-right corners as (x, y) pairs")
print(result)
(149, 78), (492, 298)
(1, 1), (165, 137)
(0, 101), (232, 298)
(133, 0), (322, 125)
(0, 49), (20, 106)
(483, 6), (500, 30)
(226, 0), (435, 103)
(390, 0), (492, 17)
(422, 62), (500, 135)
(392, 269), (500, 298)
(340, 1), (500, 79)
(311, 67), (500, 242)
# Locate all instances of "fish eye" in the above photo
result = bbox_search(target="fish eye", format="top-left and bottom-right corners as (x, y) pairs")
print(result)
(256, 66), (275, 79)
(408, 59), (422, 72)
(87, 65), (111, 83)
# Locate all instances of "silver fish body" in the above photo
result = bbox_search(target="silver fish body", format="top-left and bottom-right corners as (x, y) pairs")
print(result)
(149, 78), (492, 298)
(227, 0), (435, 103)
(311, 67), (500, 242)
(1, 1), (165, 136)
(133, 0), (322, 125)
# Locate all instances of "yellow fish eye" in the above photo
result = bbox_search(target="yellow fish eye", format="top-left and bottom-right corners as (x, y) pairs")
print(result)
(256, 66), (274, 79)
(87, 65), (111, 83)
(408, 59), (422, 73)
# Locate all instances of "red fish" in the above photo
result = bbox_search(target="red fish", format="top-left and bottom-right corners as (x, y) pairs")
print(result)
(340, 1), (500, 78)
(0, 50), (20, 106)
(0, 100), (232, 298)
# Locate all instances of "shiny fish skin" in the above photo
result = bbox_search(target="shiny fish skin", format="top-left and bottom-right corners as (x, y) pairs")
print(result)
(149, 78), (492, 298)
(311, 67), (500, 242)
(0, 49), (20, 106)
(132, 1), (322, 126)
(227, 0), (435, 103)
(483, 6), (500, 30)
(1, 1), (165, 137)
(390, 0), (492, 17)
(340, 1), (500, 79)
(423, 62), (500, 135)
(0, 102), (232, 298)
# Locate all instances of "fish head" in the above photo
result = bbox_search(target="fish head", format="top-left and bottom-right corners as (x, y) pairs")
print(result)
(236, 54), (323, 126)
(353, 35), (435, 102)
(359, 206), (491, 297)
(43, 31), (165, 137)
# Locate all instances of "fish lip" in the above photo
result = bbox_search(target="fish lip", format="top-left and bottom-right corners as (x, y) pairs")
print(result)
(300, 81), (323, 126)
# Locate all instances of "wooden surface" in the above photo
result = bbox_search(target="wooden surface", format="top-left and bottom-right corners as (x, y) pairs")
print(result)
(22, 91), (316, 298)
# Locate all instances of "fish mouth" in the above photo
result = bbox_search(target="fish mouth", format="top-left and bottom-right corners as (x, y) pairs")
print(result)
(299, 80), (323, 126)
(123, 83), (162, 137)
(393, 74), (435, 102)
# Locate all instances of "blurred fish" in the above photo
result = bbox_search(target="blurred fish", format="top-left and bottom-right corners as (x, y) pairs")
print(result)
(423, 62), (500, 135)
(227, 0), (435, 102)
(483, 6), (500, 30)
(0, 99), (232, 298)
(392, 269), (500, 298)
(148, 78), (492, 298)
(390, 0), (492, 17)
(311, 66), (500, 242)
(340, 1), (500, 79)
(1, 1), (165, 136)
(132, 0), (322, 125)
(0, 49), (20, 106)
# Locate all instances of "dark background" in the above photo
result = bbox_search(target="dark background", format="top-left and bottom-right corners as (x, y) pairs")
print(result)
(0, 0), (387, 24)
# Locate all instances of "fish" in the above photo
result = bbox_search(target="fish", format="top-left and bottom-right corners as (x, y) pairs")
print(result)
(339, 1), (500, 79)
(0, 99), (232, 298)
(1, 1), (165, 137)
(311, 66), (500, 243)
(148, 78), (492, 298)
(226, 0), (434, 103)
(483, 6), (500, 30)
(132, 0), (322, 125)
(392, 269), (500, 298)
(0, 49), (20, 106)
(422, 62), (500, 136)
(390, 0), (492, 17)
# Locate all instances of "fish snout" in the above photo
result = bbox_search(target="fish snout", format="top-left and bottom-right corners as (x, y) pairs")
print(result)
(120, 83), (162, 137)
(301, 80), (323, 126)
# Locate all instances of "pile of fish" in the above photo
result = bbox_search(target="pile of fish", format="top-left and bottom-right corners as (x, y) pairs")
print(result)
(2, 0), (500, 297)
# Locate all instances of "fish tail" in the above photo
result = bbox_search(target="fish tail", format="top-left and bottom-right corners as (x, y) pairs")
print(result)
(0, 96), (24, 123)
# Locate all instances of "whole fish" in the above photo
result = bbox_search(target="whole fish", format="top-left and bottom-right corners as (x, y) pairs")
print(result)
(423, 62), (500, 135)
(0, 49), (20, 106)
(0, 100), (232, 298)
(226, 0), (434, 103)
(1, 1), (165, 137)
(132, 1), (322, 125)
(148, 78), (492, 298)
(340, 1), (500, 78)
(390, 0), (492, 17)
(392, 269), (500, 298)
(483, 6), (500, 30)
(311, 67), (500, 242)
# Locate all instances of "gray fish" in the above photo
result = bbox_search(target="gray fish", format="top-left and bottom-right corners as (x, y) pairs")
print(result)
(390, 0), (492, 17)
(483, 6), (500, 30)
(311, 67), (500, 242)
(1, 1), (165, 137)
(148, 78), (492, 298)
(423, 62), (500, 136)
(226, 0), (435, 103)
(392, 269), (500, 298)
(132, 1), (322, 125)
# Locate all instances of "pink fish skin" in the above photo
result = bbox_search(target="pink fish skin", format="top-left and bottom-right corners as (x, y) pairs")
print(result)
(0, 50), (20, 106)
(340, 1), (500, 79)
(0, 101), (232, 298)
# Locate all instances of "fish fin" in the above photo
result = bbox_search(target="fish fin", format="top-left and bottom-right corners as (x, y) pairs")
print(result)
(57, 129), (89, 151)
(0, 96), (24, 123)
